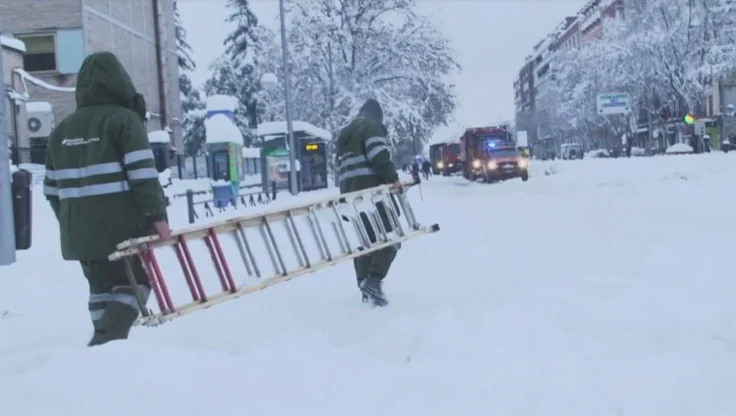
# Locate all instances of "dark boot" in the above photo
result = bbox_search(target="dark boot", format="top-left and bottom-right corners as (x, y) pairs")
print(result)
(88, 286), (149, 347)
(88, 301), (140, 346)
(358, 275), (388, 307)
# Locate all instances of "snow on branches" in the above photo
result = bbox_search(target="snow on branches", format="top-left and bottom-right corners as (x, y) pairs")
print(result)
(175, 0), (206, 156)
(260, 0), (459, 159)
(206, 0), (281, 146)
(544, 0), (736, 145)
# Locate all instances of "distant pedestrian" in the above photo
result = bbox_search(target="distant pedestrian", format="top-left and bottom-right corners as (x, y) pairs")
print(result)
(421, 159), (431, 179)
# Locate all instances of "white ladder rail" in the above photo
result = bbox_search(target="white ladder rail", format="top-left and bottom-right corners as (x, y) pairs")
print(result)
(108, 181), (439, 327)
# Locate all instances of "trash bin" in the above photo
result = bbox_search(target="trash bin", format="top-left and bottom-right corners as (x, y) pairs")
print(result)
(12, 169), (32, 250)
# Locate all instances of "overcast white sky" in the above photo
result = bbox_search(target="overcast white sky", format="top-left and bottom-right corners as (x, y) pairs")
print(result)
(178, 0), (586, 143)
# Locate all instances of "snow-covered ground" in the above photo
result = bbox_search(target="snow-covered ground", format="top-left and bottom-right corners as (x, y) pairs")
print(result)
(2, 154), (736, 415)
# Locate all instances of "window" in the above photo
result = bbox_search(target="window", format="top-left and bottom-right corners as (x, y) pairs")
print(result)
(56, 29), (85, 74)
(16, 34), (56, 72)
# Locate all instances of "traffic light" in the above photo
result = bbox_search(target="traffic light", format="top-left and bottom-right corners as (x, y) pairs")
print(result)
(683, 114), (695, 124)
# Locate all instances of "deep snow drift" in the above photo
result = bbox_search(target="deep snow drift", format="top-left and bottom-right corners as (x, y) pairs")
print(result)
(2, 154), (735, 415)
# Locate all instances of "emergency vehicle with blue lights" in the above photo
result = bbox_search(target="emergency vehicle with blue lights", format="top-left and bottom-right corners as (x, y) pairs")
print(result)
(459, 125), (529, 182)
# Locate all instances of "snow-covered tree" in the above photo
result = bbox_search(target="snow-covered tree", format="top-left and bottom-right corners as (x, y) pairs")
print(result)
(223, 0), (260, 68)
(542, 0), (736, 150)
(259, 0), (460, 162)
(175, 0), (206, 156)
(205, 0), (280, 145)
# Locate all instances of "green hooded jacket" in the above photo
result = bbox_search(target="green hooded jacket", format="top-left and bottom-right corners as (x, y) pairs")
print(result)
(43, 52), (167, 261)
(336, 99), (398, 193)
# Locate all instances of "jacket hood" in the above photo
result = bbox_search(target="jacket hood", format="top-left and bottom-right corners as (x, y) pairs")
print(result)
(358, 99), (383, 123)
(75, 52), (147, 120)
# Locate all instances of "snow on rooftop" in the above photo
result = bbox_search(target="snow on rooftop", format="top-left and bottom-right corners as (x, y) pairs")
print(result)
(25, 101), (52, 113)
(242, 147), (261, 158)
(148, 130), (171, 143)
(0, 35), (25, 52)
(206, 95), (237, 112)
(257, 121), (331, 141)
(205, 113), (243, 144)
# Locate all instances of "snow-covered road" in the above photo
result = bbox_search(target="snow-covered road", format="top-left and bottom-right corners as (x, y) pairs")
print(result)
(2, 154), (735, 415)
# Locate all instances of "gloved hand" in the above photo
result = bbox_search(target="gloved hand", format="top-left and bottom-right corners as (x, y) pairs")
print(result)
(153, 220), (172, 240)
(392, 180), (404, 193)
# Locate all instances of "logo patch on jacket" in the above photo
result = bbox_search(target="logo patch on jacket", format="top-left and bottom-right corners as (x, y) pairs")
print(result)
(61, 137), (101, 147)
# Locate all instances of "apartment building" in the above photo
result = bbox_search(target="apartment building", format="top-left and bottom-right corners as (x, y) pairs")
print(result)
(579, 0), (624, 44)
(556, 17), (581, 52)
(0, 0), (182, 162)
(704, 77), (736, 140)
(513, 0), (626, 156)
(513, 60), (535, 115)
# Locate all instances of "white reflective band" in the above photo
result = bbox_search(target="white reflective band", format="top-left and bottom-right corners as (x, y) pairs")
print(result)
(110, 285), (149, 309)
(127, 167), (159, 180)
(110, 292), (139, 308)
(90, 310), (104, 321)
(339, 155), (369, 169)
(339, 167), (374, 182)
(89, 293), (112, 303)
(365, 136), (387, 147)
(46, 162), (123, 180)
(58, 181), (130, 199)
(43, 185), (58, 196)
(123, 149), (154, 165)
(366, 145), (388, 160)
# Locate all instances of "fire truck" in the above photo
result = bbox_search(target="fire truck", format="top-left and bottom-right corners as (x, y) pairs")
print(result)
(428, 142), (445, 174)
(460, 125), (529, 182)
(428, 141), (462, 176)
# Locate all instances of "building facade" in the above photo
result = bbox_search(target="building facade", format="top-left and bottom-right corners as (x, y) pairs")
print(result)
(579, 0), (624, 44)
(704, 77), (736, 140)
(513, 0), (625, 156)
(2, 35), (31, 163)
(0, 0), (182, 159)
(514, 60), (535, 115)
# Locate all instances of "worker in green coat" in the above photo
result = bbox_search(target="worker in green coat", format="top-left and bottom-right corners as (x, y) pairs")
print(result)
(43, 52), (170, 346)
(336, 99), (402, 306)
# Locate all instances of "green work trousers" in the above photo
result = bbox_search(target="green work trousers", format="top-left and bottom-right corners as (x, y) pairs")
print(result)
(353, 199), (401, 281)
(80, 257), (150, 346)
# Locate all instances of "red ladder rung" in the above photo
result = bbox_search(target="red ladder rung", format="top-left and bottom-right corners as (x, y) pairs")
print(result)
(204, 232), (231, 293)
(173, 239), (202, 302)
(209, 229), (237, 293)
(140, 250), (176, 313)
(139, 252), (166, 312)
(178, 237), (208, 302)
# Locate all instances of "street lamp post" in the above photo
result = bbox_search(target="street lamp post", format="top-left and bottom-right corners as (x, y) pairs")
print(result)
(278, 0), (298, 196)
(258, 72), (278, 195)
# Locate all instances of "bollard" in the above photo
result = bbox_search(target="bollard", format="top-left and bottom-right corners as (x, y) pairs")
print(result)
(186, 189), (196, 224)
(11, 169), (32, 250)
(271, 181), (277, 201)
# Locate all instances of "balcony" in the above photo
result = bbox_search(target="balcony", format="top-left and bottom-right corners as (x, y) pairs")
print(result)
(580, 8), (601, 32)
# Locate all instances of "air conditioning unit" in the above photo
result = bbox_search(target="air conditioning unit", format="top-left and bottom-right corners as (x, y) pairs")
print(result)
(25, 101), (55, 138)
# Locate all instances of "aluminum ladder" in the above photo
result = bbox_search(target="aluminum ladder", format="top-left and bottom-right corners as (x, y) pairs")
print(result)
(108, 180), (439, 326)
